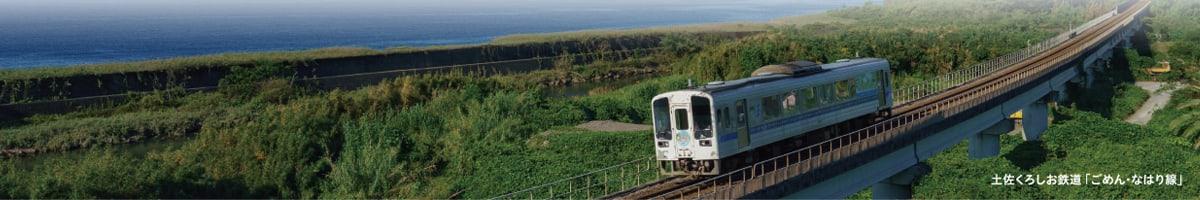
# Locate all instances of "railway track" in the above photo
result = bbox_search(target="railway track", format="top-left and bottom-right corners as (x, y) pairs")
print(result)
(629, 0), (1149, 199)
(602, 176), (701, 199)
(893, 0), (1144, 116)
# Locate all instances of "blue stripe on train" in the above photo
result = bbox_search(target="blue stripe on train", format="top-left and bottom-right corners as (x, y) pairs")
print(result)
(718, 90), (881, 143)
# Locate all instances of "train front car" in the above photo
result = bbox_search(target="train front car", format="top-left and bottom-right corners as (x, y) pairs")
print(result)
(652, 58), (892, 177)
(652, 91), (720, 175)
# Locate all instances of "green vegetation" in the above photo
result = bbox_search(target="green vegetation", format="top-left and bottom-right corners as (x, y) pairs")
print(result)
(1110, 83), (1150, 119)
(1142, 0), (1200, 148)
(490, 11), (858, 45)
(1145, 0), (1200, 82)
(0, 0), (1159, 198)
(0, 66), (686, 198)
(913, 109), (1200, 198)
(1124, 48), (1159, 80)
(1150, 85), (1200, 148)
(0, 110), (202, 155)
(1066, 49), (1147, 120)
(673, 0), (1118, 82)
(0, 47), (393, 81)
(911, 5), (1200, 193)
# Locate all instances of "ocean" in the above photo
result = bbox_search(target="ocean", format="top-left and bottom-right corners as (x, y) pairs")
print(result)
(0, 0), (871, 69)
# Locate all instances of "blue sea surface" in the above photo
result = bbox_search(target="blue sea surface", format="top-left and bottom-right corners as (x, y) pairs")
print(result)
(0, 0), (872, 69)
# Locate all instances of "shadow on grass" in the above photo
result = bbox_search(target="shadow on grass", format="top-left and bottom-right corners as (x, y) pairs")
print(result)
(0, 117), (28, 129)
(1003, 141), (1048, 171)
(1066, 47), (1137, 119)
(153, 177), (280, 199)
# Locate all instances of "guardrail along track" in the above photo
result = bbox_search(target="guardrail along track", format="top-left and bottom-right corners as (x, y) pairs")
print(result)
(492, 157), (666, 199)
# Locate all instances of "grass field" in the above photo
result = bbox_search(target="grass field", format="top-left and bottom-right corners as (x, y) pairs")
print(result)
(0, 47), (401, 81)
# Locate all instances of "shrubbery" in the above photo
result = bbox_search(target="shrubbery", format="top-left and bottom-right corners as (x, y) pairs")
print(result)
(1110, 83), (1150, 119)
(913, 109), (1200, 198)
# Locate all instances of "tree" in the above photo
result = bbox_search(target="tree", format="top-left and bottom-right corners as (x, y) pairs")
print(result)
(1167, 85), (1200, 149)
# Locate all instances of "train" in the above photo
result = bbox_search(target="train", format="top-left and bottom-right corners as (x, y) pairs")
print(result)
(651, 58), (893, 175)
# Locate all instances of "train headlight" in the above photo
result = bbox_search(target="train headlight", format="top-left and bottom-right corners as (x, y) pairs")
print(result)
(699, 140), (712, 147)
(657, 141), (669, 148)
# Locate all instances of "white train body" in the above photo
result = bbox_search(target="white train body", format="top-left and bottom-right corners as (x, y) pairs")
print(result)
(652, 58), (893, 175)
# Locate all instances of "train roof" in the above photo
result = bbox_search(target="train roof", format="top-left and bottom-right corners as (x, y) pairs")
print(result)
(693, 58), (887, 94)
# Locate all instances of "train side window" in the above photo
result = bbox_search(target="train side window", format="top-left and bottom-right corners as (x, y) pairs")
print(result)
(817, 86), (826, 106)
(787, 90), (796, 113)
(762, 95), (781, 120)
(723, 107), (731, 129)
(836, 80), (852, 100)
(691, 97), (713, 139)
(716, 108), (725, 129)
(829, 84), (838, 103)
(855, 74), (867, 92)
(870, 72), (878, 89)
(850, 80), (857, 96)
(821, 84), (836, 105)
(735, 100), (749, 148)
(879, 70), (889, 91)
(859, 72), (878, 91)
(736, 101), (747, 124)
(840, 79), (849, 100)
(804, 87), (818, 109)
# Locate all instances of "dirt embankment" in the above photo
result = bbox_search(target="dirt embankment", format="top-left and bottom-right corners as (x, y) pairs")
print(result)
(575, 120), (652, 132)
(1125, 82), (1180, 125)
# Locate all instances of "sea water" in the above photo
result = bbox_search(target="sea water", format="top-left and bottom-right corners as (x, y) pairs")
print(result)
(0, 0), (871, 68)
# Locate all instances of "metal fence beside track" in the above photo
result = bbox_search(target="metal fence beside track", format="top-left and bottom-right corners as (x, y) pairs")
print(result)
(491, 156), (664, 199)
(893, 10), (1117, 105)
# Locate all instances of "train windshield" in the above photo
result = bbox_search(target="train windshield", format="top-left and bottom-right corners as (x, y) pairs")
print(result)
(691, 96), (713, 139)
(653, 98), (671, 140)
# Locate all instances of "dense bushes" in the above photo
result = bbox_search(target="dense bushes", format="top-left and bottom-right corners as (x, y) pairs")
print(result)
(914, 109), (1200, 198)
(1110, 83), (1150, 119)
(1150, 85), (1200, 148)
(1143, 0), (1200, 148)
(0, 71), (687, 198)
(0, 110), (202, 155)
(1146, 0), (1200, 82)
(319, 109), (445, 198)
(0, 150), (166, 198)
(674, 0), (1111, 83)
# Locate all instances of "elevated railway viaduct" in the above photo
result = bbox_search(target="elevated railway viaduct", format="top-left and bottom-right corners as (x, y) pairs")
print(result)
(496, 0), (1152, 199)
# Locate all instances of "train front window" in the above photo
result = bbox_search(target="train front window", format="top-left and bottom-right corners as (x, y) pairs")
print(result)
(653, 98), (670, 140)
(691, 97), (713, 139)
(674, 109), (690, 130)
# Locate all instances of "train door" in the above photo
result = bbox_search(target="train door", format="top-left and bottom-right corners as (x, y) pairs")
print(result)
(878, 70), (889, 106)
(736, 99), (750, 148)
(671, 106), (693, 153)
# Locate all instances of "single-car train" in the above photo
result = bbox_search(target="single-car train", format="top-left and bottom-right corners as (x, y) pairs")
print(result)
(651, 58), (893, 175)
